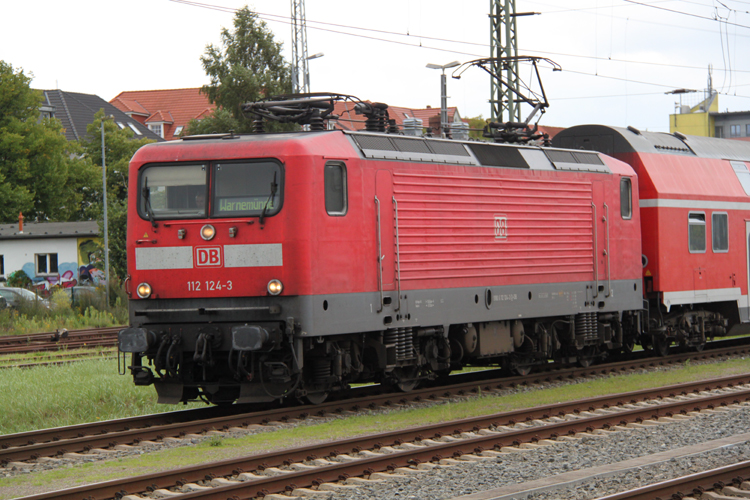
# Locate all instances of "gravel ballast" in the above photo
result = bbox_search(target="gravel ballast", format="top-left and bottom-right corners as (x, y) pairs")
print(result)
(325, 405), (750, 500)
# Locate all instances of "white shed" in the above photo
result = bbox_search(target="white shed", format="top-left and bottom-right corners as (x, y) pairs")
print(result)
(0, 221), (101, 292)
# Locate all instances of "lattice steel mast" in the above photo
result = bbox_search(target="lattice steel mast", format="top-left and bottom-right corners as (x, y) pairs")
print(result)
(489, 0), (519, 122)
(291, 0), (309, 94)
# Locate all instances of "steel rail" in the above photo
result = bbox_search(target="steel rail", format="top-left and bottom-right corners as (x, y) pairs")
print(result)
(17, 383), (750, 500)
(0, 354), (117, 370)
(0, 327), (122, 355)
(0, 326), (123, 345)
(593, 460), (750, 500)
(0, 350), (115, 364)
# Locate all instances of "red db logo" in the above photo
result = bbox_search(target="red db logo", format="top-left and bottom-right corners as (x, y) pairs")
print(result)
(195, 246), (222, 267)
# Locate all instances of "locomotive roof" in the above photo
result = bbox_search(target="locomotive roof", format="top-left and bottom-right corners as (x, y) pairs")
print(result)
(136, 129), (628, 175)
(343, 130), (614, 173)
(552, 124), (750, 162)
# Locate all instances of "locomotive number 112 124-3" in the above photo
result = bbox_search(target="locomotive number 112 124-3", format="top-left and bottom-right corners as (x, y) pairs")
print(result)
(186, 281), (233, 292)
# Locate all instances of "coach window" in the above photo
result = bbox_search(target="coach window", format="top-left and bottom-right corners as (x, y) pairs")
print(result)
(620, 177), (632, 219)
(712, 212), (728, 253)
(688, 212), (706, 253)
(324, 162), (347, 216)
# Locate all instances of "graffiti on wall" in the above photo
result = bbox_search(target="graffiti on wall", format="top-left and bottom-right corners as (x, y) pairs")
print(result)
(19, 238), (104, 294)
(23, 262), (78, 293)
(77, 238), (104, 285)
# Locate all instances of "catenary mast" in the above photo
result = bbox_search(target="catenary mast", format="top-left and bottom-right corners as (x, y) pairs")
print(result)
(291, 0), (310, 94)
(489, 0), (519, 122)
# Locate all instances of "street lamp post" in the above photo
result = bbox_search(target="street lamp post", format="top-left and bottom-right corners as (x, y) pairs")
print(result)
(305, 52), (324, 93)
(101, 117), (110, 309)
(426, 61), (460, 138)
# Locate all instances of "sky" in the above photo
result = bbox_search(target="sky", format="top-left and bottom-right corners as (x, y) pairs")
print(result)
(3, 0), (750, 133)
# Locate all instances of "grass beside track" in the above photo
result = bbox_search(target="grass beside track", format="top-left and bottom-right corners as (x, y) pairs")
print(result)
(0, 358), (203, 435)
(1, 356), (750, 499)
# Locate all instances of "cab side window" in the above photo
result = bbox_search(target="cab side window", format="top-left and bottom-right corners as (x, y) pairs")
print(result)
(620, 177), (632, 219)
(325, 162), (347, 216)
(688, 212), (706, 253)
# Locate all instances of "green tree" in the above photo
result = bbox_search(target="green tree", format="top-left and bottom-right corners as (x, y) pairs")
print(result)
(79, 110), (156, 280)
(467, 115), (491, 141)
(105, 199), (128, 284)
(186, 6), (294, 135)
(0, 61), (98, 221)
(81, 110), (154, 203)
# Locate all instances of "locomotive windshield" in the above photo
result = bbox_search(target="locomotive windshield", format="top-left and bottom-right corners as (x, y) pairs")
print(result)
(139, 164), (208, 219)
(138, 160), (283, 221)
(211, 161), (283, 218)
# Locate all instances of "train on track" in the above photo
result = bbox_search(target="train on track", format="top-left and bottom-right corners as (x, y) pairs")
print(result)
(118, 94), (750, 405)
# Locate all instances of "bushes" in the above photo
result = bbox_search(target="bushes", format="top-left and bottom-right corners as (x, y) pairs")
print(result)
(6, 270), (31, 288)
(0, 286), (127, 335)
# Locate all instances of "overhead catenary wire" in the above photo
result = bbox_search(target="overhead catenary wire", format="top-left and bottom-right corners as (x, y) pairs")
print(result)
(620, 0), (750, 30)
(169, 0), (749, 74)
(168, 0), (750, 100)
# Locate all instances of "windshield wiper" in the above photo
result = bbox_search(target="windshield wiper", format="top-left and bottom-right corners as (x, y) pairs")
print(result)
(142, 179), (158, 228)
(259, 172), (278, 227)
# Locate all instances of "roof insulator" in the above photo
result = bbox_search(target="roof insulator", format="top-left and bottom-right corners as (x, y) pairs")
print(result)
(673, 131), (687, 140)
(626, 125), (642, 136)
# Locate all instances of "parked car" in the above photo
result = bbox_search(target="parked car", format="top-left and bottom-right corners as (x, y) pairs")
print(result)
(0, 287), (50, 309)
(62, 286), (100, 306)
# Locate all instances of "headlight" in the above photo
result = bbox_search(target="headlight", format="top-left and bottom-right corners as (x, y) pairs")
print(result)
(201, 224), (216, 240)
(267, 279), (283, 295)
(136, 283), (152, 299)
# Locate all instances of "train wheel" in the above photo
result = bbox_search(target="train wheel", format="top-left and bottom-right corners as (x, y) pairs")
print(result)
(621, 338), (636, 354)
(302, 391), (329, 405)
(577, 346), (597, 368)
(512, 363), (532, 376)
(653, 336), (670, 357)
(391, 367), (420, 392)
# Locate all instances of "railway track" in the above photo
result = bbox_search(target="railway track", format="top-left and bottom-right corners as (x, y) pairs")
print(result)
(0, 326), (121, 354)
(0, 349), (116, 369)
(1, 342), (748, 466)
(594, 461), (750, 499)
(12, 366), (750, 499)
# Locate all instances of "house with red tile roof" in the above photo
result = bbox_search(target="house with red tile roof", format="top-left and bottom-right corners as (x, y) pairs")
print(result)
(109, 88), (215, 141)
(536, 125), (564, 140)
(331, 101), (465, 132)
(329, 102), (563, 140)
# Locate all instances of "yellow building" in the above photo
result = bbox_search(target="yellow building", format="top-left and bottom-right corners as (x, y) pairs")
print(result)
(669, 92), (718, 137)
(670, 91), (750, 140)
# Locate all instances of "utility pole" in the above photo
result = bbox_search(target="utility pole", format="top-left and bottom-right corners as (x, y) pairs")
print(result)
(427, 61), (460, 138)
(291, 0), (309, 94)
(101, 117), (109, 308)
(489, 0), (519, 122)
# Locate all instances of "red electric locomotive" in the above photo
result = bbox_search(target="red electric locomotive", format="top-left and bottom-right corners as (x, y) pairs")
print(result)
(119, 97), (644, 405)
(554, 125), (749, 353)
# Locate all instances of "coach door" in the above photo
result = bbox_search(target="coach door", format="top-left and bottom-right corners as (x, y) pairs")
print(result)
(375, 170), (396, 299)
(592, 181), (611, 299)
